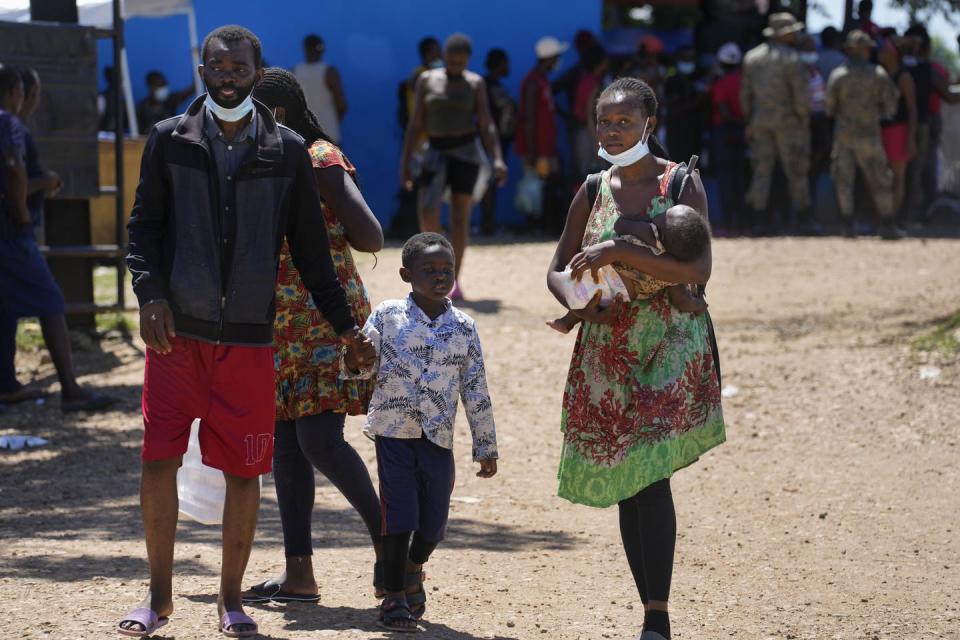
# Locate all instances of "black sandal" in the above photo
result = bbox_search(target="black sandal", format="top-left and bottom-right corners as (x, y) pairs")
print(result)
(378, 596), (418, 633)
(405, 571), (427, 620)
(241, 580), (320, 603)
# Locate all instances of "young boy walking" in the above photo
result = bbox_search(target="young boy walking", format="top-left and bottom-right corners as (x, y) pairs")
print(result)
(343, 232), (499, 632)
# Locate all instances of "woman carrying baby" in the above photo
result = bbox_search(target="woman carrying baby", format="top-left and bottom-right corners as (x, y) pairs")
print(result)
(546, 77), (725, 640)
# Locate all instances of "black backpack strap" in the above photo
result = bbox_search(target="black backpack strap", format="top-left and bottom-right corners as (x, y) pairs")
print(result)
(704, 310), (722, 388)
(669, 154), (700, 203)
(668, 162), (687, 203)
(585, 172), (602, 208)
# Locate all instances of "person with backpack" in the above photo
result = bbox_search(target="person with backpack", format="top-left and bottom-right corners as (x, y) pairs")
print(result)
(546, 77), (724, 640)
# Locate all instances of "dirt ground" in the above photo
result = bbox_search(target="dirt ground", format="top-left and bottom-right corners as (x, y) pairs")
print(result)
(1, 236), (958, 640)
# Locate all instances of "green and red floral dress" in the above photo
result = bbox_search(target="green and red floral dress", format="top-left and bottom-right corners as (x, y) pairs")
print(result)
(273, 140), (372, 420)
(557, 166), (726, 508)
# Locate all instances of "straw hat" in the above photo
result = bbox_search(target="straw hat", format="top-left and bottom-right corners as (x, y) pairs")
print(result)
(763, 12), (805, 38)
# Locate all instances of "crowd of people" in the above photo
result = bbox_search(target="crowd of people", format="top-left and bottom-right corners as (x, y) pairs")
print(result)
(2, 8), (958, 639)
(107, 22), (715, 639)
(385, 5), (958, 289)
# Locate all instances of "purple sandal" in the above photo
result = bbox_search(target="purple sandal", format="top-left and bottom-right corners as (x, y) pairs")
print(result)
(116, 607), (169, 637)
(220, 610), (258, 638)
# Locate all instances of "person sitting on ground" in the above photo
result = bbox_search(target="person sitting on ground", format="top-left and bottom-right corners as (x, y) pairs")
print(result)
(136, 70), (194, 133)
(0, 64), (116, 413)
(341, 232), (499, 632)
(548, 203), (710, 334)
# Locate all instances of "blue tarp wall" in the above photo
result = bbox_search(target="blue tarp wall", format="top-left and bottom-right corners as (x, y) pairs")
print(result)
(101, 0), (603, 230)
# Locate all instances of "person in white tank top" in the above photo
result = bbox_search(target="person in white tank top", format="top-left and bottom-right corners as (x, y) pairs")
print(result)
(293, 34), (347, 143)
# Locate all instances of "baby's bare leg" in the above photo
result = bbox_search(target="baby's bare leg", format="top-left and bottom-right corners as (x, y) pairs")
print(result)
(547, 310), (583, 334)
(667, 284), (707, 315)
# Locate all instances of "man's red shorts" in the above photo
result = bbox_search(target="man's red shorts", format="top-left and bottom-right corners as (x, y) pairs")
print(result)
(141, 336), (275, 478)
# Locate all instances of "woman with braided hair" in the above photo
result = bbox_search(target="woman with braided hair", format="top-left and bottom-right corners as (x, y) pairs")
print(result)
(547, 77), (725, 640)
(242, 68), (386, 604)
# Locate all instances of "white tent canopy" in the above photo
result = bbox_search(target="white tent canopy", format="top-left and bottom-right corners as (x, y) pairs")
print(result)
(0, 0), (200, 136)
(0, 0), (194, 24)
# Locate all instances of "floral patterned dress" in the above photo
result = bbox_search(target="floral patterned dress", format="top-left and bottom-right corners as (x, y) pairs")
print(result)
(557, 166), (725, 508)
(273, 140), (372, 420)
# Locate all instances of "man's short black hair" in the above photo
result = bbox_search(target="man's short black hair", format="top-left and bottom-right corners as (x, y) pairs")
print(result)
(418, 36), (440, 59)
(304, 33), (323, 50)
(444, 33), (472, 57)
(485, 48), (508, 71)
(905, 23), (930, 46)
(202, 25), (263, 67)
(0, 64), (22, 97)
(401, 232), (454, 268)
(145, 70), (165, 85)
(820, 26), (841, 49)
(661, 206), (711, 262)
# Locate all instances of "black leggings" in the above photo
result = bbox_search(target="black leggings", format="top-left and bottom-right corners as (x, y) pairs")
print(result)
(273, 413), (382, 557)
(618, 478), (676, 603)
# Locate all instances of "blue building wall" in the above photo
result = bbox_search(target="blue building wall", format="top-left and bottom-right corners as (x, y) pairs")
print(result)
(105, 0), (603, 229)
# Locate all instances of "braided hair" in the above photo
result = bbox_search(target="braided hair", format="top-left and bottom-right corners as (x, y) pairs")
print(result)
(597, 76), (671, 160)
(253, 67), (335, 148)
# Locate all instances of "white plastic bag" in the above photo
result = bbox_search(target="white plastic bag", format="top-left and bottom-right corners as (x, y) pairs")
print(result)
(177, 419), (264, 525)
(514, 165), (543, 217)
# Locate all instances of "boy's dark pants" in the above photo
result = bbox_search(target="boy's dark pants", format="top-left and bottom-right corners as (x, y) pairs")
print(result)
(376, 435), (455, 593)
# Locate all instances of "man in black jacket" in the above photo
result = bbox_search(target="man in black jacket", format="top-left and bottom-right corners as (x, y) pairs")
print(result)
(118, 25), (372, 638)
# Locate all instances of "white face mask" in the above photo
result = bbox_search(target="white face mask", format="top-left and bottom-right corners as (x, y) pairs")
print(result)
(598, 118), (651, 167)
(800, 52), (819, 65)
(429, 59), (444, 69)
(677, 61), (695, 75)
(204, 92), (254, 122)
(902, 56), (918, 67)
(153, 86), (170, 101)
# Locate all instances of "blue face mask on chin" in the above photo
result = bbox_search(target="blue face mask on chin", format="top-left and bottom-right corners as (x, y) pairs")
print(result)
(204, 92), (254, 122)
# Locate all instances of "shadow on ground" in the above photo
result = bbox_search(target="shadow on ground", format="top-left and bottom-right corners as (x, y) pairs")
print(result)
(0, 389), (579, 582)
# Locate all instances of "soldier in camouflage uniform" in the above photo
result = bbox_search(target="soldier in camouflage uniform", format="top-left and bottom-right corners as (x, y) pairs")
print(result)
(740, 12), (811, 230)
(826, 30), (904, 239)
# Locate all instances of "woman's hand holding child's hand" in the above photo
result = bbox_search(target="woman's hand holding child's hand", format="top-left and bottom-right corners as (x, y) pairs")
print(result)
(476, 459), (498, 478)
(343, 330), (376, 372)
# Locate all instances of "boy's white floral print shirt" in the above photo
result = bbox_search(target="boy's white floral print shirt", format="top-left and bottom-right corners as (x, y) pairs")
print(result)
(342, 296), (498, 460)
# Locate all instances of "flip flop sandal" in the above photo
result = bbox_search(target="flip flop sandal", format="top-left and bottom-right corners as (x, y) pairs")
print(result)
(219, 610), (258, 638)
(378, 596), (418, 633)
(116, 607), (169, 637)
(405, 570), (427, 620)
(241, 580), (320, 603)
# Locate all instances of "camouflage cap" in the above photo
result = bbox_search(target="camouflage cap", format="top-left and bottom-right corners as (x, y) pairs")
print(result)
(763, 12), (805, 38)
(844, 29), (876, 49)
